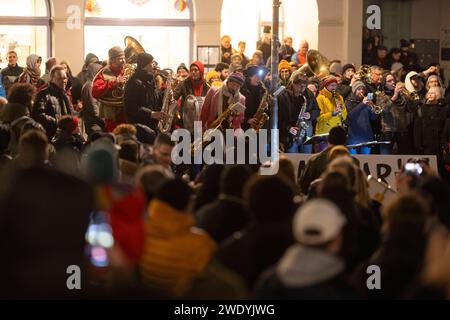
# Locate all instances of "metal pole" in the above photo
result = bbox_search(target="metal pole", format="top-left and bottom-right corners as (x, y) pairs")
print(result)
(270, 0), (281, 156)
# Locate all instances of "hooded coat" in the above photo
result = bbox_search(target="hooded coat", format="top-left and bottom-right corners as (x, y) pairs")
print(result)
(254, 245), (358, 299)
(139, 199), (216, 297)
(173, 61), (209, 127)
(316, 87), (347, 134)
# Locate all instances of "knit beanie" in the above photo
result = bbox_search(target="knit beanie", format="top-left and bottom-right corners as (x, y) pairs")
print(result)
(391, 62), (404, 73)
(329, 62), (343, 75)
(58, 116), (79, 133)
(342, 64), (356, 74)
(136, 52), (154, 69)
(231, 53), (242, 61)
(322, 76), (338, 88)
(108, 46), (125, 60)
(278, 59), (291, 73)
(229, 63), (244, 73)
(352, 80), (366, 94)
(289, 69), (308, 85)
(227, 71), (245, 86)
(245, 64), (265, 78)
(206, 70), (221, 83)
(84, 53), (99, 66)
(177, 63), (189, 73)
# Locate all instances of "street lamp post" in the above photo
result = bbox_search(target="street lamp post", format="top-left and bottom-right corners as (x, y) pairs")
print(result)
(270, 0), (281, 156)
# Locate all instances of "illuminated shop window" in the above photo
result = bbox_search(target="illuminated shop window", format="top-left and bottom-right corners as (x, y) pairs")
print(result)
(84, 0), (193, 70)
(0, 0), (50, 71)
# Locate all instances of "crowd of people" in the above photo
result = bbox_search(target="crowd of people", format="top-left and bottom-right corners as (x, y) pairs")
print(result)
(0, 30), (450, 299)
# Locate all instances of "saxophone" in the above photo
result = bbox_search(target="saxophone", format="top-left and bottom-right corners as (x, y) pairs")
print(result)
(293, 95), (309, 143)
(191, 102), (244, 154)
(251, 81), (270, 131)
(158, 77), (178, 133)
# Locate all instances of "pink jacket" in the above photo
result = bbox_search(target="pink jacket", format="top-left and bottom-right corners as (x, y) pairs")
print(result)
(200, 85), (245, 132)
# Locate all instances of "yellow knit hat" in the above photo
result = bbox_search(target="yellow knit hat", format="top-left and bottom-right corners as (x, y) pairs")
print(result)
(206, 70), (221, 83)
(278, 59), (291, 73)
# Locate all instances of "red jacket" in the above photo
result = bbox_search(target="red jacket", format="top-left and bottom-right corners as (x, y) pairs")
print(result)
(92, 65), (124, 99)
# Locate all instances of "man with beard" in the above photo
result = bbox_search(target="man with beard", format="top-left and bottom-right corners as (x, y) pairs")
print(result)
(124, 52), (166, 132)
(173, 61), (210, 129)
(240, 64), (267, 131)
(278, 60), (292, 87)
(278, 70), (319, 153)
(92, 46), (127, 132)
(336, 64), (355, 100)
(379, 73), (417, 154)
(200, 72), (246, 133)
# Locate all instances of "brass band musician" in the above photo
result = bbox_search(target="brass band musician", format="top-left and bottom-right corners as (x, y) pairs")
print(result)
(92, 46), (127, 132)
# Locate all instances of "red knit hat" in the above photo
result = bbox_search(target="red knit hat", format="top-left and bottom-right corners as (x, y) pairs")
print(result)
(58, 115), (79, 133)
(322, 76), (338, 88)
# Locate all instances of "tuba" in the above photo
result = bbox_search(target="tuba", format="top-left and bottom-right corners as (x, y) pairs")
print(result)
(297, 49), (331, 79)
(111, 36), (145, 100)
(354, 65), (371, 82)
(183, 95), (204, 134)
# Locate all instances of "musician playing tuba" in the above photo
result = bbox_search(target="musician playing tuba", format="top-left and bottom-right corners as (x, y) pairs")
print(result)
(92, 46), (128, 132)
(124, 52), (167, 134)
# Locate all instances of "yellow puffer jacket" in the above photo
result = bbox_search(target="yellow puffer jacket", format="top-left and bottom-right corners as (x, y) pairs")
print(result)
(315, 87), (347, 134)
(139, 199), (217, 297)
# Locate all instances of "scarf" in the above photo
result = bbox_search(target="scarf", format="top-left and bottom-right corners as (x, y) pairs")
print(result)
(191, 78), (205, 97)
(217, 80), (240, 115)
(20, 54), (41, 86)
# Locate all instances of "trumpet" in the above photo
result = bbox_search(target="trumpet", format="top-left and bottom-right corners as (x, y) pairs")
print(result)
(366, 91), (389, 114)
(396, 82), (420, 102)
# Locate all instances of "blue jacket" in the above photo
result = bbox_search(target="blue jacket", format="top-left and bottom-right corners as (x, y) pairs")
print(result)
(0, 71), (6, 98)
(346, 94), (378, 144)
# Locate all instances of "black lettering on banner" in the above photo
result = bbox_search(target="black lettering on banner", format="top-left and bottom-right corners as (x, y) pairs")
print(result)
(376, 163), (391, 185)
(398, 158), (403, 171)
(363, 162), (371, 177)
(297, 160), (306, 179)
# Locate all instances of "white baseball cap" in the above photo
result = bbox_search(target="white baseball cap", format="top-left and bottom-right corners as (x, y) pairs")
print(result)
(293, 199), (347, 245)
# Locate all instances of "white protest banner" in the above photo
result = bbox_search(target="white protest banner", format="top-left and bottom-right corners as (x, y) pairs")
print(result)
(284, 153), (438, 188)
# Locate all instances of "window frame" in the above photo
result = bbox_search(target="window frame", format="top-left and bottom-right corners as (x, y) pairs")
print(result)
(84, 1), (194, 63)
(0, 0), (52, 58)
